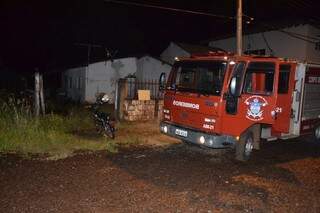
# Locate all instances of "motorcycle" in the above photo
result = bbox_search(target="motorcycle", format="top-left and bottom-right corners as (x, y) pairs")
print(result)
(88, 94), (115, 139)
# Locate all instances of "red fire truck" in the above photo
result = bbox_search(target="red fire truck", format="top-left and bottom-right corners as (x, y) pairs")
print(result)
(159, 52), (320, 161)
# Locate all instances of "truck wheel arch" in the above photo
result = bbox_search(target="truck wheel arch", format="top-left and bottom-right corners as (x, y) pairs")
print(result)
(235, 124), (261, 162)
(314, 124), (320, 142)
(241, 124), (261, 150)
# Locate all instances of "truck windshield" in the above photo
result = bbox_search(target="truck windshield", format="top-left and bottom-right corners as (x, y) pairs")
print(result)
(168, 61), (227, 96)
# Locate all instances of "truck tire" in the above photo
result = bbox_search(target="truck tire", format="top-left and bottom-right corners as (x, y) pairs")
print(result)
(314, 125), (320, 142)
(235, 131), (254, 161)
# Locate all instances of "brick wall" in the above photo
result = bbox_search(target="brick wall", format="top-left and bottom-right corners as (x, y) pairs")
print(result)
(123, 100), (164, 121)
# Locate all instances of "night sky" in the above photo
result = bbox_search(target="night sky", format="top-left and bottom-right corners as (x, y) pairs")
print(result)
(1, 0), (319, 71)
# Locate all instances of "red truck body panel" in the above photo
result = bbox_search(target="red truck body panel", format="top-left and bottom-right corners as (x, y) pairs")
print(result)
(160, 52), (320, 147)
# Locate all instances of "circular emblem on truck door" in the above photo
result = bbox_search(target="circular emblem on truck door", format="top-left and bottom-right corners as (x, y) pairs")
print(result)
(244, 96), (268, 121)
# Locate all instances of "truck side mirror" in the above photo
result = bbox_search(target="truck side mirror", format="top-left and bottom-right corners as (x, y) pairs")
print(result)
(159, 72), (166, 91)
(230, 76), (237, 96)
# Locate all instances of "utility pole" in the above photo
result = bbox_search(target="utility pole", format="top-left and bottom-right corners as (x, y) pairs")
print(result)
(237, 0), (242, 56)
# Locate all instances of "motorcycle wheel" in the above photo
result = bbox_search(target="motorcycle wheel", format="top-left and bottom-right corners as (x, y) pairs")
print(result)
(94, 120), (103, 134)
(103, 124), (115, 139)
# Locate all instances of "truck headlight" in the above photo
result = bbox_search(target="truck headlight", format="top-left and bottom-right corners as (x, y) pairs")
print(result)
(163, 126), (168, 133)
(199, 136), (205, 144)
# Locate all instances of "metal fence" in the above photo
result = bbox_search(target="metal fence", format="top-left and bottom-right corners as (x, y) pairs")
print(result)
(118, 78), (163, 100)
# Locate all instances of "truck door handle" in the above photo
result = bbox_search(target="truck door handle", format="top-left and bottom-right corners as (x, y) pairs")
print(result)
(271, 110), (278, 120)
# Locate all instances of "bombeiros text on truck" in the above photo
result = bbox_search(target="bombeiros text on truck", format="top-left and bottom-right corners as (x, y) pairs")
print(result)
(159, 51), (320, 161)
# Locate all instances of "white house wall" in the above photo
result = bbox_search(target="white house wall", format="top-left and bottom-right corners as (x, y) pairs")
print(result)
(306, 25), (320, 62)
(209, 25), (311, 61)
(85, 57), (137, 103)
(160, 42), (190, 64)
(136, 56), (172, 81)
(64, 66), (86, 102)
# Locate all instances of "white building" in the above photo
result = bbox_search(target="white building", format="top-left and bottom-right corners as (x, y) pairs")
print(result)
(63, 57), (137, 103)
(209, 24), (320, 62)
(136, 55), (171, 81)
(160, 42), (223, 65)
(63, 55), (172, 103)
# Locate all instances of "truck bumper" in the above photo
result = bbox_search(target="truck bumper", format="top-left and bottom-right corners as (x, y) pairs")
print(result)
(160, 121), (236, 149)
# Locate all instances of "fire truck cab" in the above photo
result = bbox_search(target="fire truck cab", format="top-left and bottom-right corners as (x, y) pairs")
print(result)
(159, 52), (320, 161)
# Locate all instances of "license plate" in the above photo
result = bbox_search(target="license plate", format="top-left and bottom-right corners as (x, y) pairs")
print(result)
(175, 129), (188, 137)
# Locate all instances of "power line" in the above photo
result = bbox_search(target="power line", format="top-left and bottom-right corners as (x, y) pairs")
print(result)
(242, 12), (319, 44)
(261, 33), (274, 56)
(281, 30), (317, 43)
(104, 0), (235, 20)
(279, 29), (319, 43)
(280, 30), (319, 41)
(259, 24), (318, 44)
(286, 0), (320, 26)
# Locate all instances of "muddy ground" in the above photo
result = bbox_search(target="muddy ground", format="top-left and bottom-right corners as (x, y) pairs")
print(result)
(1, 131), (320, 212)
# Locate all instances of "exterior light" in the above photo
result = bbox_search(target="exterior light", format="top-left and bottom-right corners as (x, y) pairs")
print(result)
(174, 57), (180, 61)
(163, 109), (170, 114)
(229, 61), (236, 65)
(199, 136), (205, 144)
(163, 126), (168, 133)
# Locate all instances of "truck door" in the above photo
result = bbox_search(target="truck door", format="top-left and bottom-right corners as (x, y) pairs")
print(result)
(223, 61), (278, 136)
(272, 63), (296, 133)
(239, 61), (278, 124)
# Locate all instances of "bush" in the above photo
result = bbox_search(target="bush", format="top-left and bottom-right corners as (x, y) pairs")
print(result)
(0, 93), (112, 157)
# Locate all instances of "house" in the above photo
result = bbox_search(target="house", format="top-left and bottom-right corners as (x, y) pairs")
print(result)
(209, 24), (320, 62)
(63, 57), (137, 103)
(160, 42), (224, 64)
(63, 55), (172, 103)
(136, 55), (171, 81)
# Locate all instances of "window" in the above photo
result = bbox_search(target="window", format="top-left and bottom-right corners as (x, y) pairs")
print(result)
(177, 68), (196, 89)
(230, 62), (246, 95)
(243, 62), (275, 95)
(64, 76), (68, 89)
(78, 77), (81, 89)
(278, 65), (291, 94)
(69, 77), (72, 89)
(169, 61), (227, 96)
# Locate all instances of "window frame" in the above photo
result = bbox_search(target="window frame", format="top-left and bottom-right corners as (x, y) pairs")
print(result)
(168, 60), (228, 96)
(278, 64), (291, 94)
(242, 61), (276, 96)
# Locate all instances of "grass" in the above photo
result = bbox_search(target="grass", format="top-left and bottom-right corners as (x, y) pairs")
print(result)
(0, 94), (118, 158)
(0, 93), (167, 159)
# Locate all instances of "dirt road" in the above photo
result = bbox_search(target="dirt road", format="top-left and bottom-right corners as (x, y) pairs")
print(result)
(1, 138), (320, 212)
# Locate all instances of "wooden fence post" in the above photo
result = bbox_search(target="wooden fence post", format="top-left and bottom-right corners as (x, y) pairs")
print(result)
(39, 73), (45, 115)
(116, 79), (128, 121)
(34, 71), (40, 116)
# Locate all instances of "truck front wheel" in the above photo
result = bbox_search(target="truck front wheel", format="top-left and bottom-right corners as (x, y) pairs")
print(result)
(315, 125), (320, 142)
(235, 131), (254, 161)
